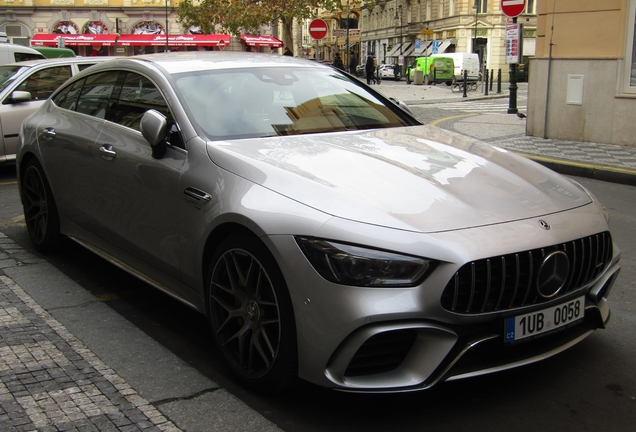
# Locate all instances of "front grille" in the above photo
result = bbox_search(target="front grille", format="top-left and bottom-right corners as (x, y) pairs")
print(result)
(344, 330), (417, 377)
(441, 232), (613, 314)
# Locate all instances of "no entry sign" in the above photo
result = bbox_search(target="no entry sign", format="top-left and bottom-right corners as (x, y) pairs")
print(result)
(308, 19), (328, 40)
(501, 0), (526, 18)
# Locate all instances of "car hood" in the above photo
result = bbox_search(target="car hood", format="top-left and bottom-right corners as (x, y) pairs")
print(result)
(207, 125), (592, 233)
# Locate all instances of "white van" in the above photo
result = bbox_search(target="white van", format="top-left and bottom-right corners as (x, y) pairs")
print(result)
(0, 44), (46, 65)
(431, 52), (479, 82)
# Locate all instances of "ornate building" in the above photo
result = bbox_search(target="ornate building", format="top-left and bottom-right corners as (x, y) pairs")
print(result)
(360, 0), (536, 78)
(0, 0), (282, 55)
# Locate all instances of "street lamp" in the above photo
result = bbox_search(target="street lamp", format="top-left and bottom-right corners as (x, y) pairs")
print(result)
(472, 0), (479, 54)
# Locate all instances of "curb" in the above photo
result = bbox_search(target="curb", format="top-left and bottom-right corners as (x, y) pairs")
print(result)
(517, 153), (636, 186)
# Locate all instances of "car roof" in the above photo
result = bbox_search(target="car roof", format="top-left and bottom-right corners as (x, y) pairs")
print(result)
(86, 51), (332, 75)
(1, 56), (115, 69)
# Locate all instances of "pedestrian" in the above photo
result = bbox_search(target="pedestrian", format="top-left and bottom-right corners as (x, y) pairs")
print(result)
(333, 53), (345, 71)
(365, 54), (375, 85)
(283, 47), (292, 56)
(349, 51), (358, 75)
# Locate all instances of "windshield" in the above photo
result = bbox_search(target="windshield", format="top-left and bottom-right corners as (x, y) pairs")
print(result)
(174, 67), (412, 139)
(0, 65), (30, 93)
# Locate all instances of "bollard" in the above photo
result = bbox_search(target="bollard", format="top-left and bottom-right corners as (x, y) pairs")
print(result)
(462, 70), (468, 98)
(490, 69), (494, 92)
(484, 69), (489, 96)
(497, 69), (502, 94)
(433, 68), (437, 86)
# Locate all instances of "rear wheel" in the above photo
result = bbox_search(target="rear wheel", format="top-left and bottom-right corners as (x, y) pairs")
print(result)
(207, 232), (297, 392)
(21, 159), (63, 252)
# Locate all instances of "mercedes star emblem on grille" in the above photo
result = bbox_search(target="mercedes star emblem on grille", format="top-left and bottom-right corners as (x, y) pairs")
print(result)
(536, 251), (570, 299)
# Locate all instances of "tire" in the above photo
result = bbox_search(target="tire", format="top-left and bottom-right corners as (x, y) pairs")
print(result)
(21, 159), (63, 253)
(207, 232), (297, 392)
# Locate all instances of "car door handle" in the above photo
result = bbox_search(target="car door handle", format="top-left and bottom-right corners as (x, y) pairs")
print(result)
(42, 127), (56, 140)
(184, 187), (212, 209)
(99, 144), (116, 160)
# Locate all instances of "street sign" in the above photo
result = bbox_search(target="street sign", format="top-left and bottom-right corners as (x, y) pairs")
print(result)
(501, 0), (526, 18)
(432, 40), (439, 54)
(505, 23), (520, 64)
(308, 19), (328, 40)
(415, 39), (422, 55)
(421, 29), (434, 35)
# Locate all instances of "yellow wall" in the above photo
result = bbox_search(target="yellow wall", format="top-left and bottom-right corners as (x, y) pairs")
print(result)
(536, 0), (627, 58)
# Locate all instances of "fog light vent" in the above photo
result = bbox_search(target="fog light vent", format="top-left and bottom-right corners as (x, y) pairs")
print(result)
(344, 330), (416, 377)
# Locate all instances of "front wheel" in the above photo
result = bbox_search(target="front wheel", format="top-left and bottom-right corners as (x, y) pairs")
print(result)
(21, 159), (63, 252)
(207, 232), (297, 392)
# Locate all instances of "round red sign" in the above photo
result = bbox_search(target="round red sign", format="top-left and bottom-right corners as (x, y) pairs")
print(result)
(501, 0), (526, 18)
(308, 19), (328, 40)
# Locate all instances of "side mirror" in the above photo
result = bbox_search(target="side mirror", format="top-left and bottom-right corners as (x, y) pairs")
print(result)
(389, 97), (414, 116)
(140, 109), (168, 159)
(10, 90), (32, 103)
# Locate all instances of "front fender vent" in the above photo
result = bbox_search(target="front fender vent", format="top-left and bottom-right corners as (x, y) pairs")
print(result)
(441, 232), (613, 315)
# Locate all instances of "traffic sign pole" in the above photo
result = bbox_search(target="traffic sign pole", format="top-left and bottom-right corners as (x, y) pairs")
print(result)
(501, 0), (526, 115)
(507, 16), (518, 114)
(308, 18), (328, 60)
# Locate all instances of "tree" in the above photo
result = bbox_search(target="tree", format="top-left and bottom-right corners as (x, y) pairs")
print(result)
(176, 0), (342, 51)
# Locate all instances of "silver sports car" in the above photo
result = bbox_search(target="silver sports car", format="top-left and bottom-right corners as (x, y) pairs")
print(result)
(17, 52), (620, 393)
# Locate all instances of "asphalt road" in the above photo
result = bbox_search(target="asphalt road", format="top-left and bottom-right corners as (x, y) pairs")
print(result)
(1, 97), (634, 431)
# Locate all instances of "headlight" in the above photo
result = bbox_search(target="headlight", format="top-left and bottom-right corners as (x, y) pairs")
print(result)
(295, 237), (436, 287)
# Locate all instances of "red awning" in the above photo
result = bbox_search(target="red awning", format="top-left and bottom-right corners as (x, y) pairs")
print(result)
(31, 34), (118, 46)
(240, 35), (283, 48)
(117, 34), (230, 47)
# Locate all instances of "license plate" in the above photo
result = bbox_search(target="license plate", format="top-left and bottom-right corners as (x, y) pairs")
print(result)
(504, 296), (585, 343)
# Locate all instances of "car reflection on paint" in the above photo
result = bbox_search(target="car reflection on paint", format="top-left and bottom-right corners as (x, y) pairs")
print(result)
(17, 52), (620, 393)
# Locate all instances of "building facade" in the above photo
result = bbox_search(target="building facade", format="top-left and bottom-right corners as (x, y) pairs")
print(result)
(0, 0), (282, 56)
(526, 0), (636, 146)
(360, 0), (536, 77)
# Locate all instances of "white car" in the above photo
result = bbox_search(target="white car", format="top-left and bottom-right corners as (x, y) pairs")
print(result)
(0, 57), (111, 165)
(379, 64), (399, 80)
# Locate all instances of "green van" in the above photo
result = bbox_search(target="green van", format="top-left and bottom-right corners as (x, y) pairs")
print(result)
(406, 56), (454, 85)
(32, 47), (76, 58)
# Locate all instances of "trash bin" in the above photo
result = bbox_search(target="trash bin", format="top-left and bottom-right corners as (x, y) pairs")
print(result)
(414, 70), (424, 85)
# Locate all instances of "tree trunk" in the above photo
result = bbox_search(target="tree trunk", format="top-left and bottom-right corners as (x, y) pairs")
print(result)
(281, 17), (294, 55)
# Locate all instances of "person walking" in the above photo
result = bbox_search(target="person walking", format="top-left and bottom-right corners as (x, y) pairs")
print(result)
(333, 53), (345, 71)
(365, 54), (376, 85)
(349, 51), (358, 75)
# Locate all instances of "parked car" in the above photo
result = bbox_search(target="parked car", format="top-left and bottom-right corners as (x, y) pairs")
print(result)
(379, 63), (400, 80)
(0, 43), (45, 65)
(0, 57), (111, 165)
(17, 52), (620, 394)
(406, 56), (454, 85)
(32, 46), (77, 58)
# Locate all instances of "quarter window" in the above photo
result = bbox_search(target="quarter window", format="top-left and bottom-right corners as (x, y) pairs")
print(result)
(53, 78), (85, 111)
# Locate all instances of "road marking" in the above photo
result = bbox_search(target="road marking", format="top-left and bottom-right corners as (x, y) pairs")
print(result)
(429, 113), (479, 127)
